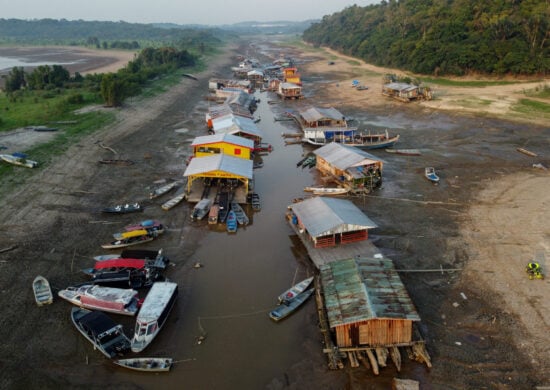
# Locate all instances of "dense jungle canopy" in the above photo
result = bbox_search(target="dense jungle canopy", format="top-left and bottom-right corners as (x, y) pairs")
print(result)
(302, 0), (550, 76)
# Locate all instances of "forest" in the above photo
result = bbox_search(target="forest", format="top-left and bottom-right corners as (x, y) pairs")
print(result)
(302, 0), (549, 76)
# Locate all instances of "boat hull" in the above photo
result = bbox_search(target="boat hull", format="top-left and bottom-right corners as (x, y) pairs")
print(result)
(114, 357), (173, 372)
(33, 275), (53, 306)
(269, 288), (314, 322)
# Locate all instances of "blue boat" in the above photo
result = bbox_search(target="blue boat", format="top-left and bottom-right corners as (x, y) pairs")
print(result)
(269, 288), (314, 322)
(424, 167), (440, 184)
(226, 210), (237, 233)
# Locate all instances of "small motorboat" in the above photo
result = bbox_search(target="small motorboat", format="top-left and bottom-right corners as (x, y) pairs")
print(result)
(424, 167), (440, 183)
(114, 357), (173, 372)
(0, 153), (38, 168)
(226, 210), (237, 233)
(277, 276), (314, 304)
(208, 204), (220, 224)
(269, 288), (314, 322)
(32, 275), (53, 306)
(101, 230), (154, 249)
(124, 220), (164, 235)
(190, 198), (212, 221)
(230, 202), (249, 225)
(149, 181), (177, 199)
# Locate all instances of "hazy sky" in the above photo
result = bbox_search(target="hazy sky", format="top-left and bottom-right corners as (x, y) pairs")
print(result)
(0, 0), (381, 25)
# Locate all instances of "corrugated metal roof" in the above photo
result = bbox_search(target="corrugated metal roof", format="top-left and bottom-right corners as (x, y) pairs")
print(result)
(299, 107), (345, 122)
(280, 82), (301, 89)
(313, 142), (381, 170)
(320, 257), (420, 327)
(212, 115), (264, 139)
(384, 82), (418, 92)
(191, 133), (254, 149)
(183, 154), (253, 178)
(288, 197), (377, 237)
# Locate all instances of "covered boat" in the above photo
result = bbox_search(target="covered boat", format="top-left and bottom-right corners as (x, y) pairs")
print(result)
(71, 307), (131, 358)
(102, 203), (143, 214)
(58, 284), (140, 316)
(131, 281), (178, 353)
(124, 220), (164, 235)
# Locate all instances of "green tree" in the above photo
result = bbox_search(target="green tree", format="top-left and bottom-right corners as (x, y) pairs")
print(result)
(3, 67), (26, 93)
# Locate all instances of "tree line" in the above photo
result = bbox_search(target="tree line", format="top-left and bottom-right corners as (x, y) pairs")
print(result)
(2, 47), (197, 106)
(302, 0), (549, 76)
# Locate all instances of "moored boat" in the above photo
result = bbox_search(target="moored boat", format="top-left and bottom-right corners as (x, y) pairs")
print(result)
(208, 204), (220, 224)
(0, 153), (38, 168)
(149, 181), (177, 199)
(32, 275), (53, 306)
(226, 210), (237, 233)
(304, 186), (349, 195)
(161, 191), (187, 211)
(247, 193), (261, 211)
(269, 288), (315, 322)
(302, 128), (399, 149)
(114, 357), (173, 372)
(277, 276), (314, 303)
(58, 284), (140, 316)
(101, 230), (154, 249)
(131, 281), (178, 353)
(102, 203), (143, 214)
(425, 167), (440, 183)
(385, 148), (422, 156)
(71, 307), (131, 358)
(190, 198), (212, 221)
(230, 202), (249, 225)
(124, 220), (164, 235)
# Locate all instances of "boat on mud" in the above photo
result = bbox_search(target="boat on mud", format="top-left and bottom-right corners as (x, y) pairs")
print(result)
(190, 198), (212, 221)
(102, 203), (143, 214)
(0, 153), (38, 168)
(302, 129), (399, 150)
(304, 186), (349, 196)
(124, 220), (164, 235)
(149, 181), (178, 199)
(131, 281), (178, 353)
(114, 357), (173, 372)
(208, 204), (220, 224)
(231, 201), (249, 225)
(277, 276), (314, 303)
(32, 275), (53, 306)
(58, 284), (140, 316)
(161, 190), (187, 211)
(226, 210), (238, 233)
(425, 167), (440, 183)
(385, 148), (422, 156)
(101, 229), (154, 249)
(71, 307), (131, 358)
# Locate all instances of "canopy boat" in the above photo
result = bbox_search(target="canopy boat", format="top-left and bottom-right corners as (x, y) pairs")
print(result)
(114, 357), (173, 372)
(247, 193), (261, 211)
(269, 288), (314, 322)
(425, 167), (440, 183)
(32, 275), (53, 306)
(230, 202), (249, 225)
(71, 307), (131, 358)
(131, 281), (178, 353)
(58, 284), (140, 316)
(94, 254), (119, 261)
(149, 181), (177, 199)
(208, 204), (220, 224)
(102, 203), (143, 214)
(277, 276), (314, 304)
(226, 210), (238, 233)
(91, 268), (158, 289)
(82, 258), (147, 276)
(101, 230), (154, 249)
(94, 249), (168, 268)
(190, 198), (212, 221)
(0, 153), (38, 168)
(302, 128), (399, 150)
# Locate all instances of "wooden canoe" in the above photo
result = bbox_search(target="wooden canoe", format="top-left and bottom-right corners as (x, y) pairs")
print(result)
(269, 288), (314, 322)
(33, 275), (53, 306)
(161, 191), (187, 211)
(114, 357), (173, 372)
(277, 276), (314, 303)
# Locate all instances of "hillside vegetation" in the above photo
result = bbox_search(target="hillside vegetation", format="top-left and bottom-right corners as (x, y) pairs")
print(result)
(302, 0), (549, 76)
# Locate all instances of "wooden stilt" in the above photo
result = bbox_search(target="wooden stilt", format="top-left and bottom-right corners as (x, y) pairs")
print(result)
(390, 346), (402, 372)
(411, 343), (432, 368)
(348, 351), (360, 368)
(375, 347), (388, 367)
(365, 349), (379, 375)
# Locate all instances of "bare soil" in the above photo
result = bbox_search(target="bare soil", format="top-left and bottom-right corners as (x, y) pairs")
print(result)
(0, 40), (549, 389)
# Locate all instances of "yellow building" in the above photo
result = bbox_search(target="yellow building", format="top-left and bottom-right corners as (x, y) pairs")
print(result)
(191, 133), (254, 160)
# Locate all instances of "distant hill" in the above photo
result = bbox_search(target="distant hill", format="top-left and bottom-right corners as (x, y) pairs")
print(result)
(302, 1), (549, 76)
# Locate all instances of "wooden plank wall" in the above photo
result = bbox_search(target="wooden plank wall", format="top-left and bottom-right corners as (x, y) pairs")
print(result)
(335, 319), (413, 347)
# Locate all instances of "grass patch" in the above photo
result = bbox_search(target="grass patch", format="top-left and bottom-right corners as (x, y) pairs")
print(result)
(511, 98), (550, 119)
(524, 83), (550, 99)
(419, 77), (526, 87)
(454, 98), (493, 108)
(347, 60), (361, 66)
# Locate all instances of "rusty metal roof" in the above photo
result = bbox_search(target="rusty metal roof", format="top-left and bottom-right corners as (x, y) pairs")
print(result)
(313, 142), (382, 170)
(298, 106), (345, 123)
(288, 197), (377, 238)
(320, 257), (420, 327)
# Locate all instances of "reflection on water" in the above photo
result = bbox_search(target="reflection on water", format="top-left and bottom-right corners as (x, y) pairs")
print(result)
(0, 56), (78, 71)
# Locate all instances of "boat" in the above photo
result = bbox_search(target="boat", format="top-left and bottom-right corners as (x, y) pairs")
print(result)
(94, 254), (120, 261)
(269, 288), (315, 322)
(247, 193), (261, 211)
(32, 275), (53, 306)
(102, 203), (143, 214)
(124, 219), (164, 235)
(277, 276), (314, 303)
(230, 202), (249, 225)
(226, 210), (238, 233)
(302, 128), (399, 149)
(517, 147), (538, 157)
(425, 167), (440, 183)
(98, 159), (134, 166)
(208, 204), (220, 224)
(385, 148), (422, 156)
(0, 153), (38, 168)
(101, 229), (154, 249)
(58, 284), (140, 316)
(300, 155), (316, 169)
(217, 192), (230, 223)
(26, 125), (59, 132)
(114, 357), (173, 372)
(304, 186), (349, 196)
(149, 181), (177, 199)
(71, 307), (131, 358)
(119, 248), (170, 269)
(161, 190), (187, 211)
(131, 281), (178, 353)
(91, 268), (157, 289)
(82, 258), (148, 276)
(190, 198), (212, 221)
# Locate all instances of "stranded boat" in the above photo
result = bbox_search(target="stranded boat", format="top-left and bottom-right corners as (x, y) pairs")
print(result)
(124, 220), (164, 235)
(277, 276), (314, 303)
(101, 229), (154, 249)
(102, 203), (143, 214)
(114, 357), (173, 372)
(0, 153), (38, 168)
(58, 284), (140, 316)
(131, 281), (178, 353)
(269, 288), (315, 322)
(71, 307), (131, 358)
(190, 198), (212, 221)
(424, 167), (440, 184)
(149, 181), (177, 199)
(302, 129), (399, 150)
(32, 275), (53, 306)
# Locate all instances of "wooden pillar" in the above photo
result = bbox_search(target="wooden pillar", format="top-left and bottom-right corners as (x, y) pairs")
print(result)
(365, 349), (379, 375)
(390, 346), (402, 372)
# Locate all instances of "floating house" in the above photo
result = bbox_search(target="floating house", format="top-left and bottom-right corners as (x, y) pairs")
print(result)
(208, 78), (251, 93)
(382, 82), (432, 102)
(183, 153), (253, 203)
(287, 197), (377, 249)
(191, 133), (254, 160)
(205, 104), (253, 130)
(211, 114), (264, 145)
(282, 67), (301, 85)
(313, 143), (383, 193)
(247, 69), (265, 89)
(277, 82), (303, 100)
(294, 106), (351, 131)
(319, 257), (431, 373)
